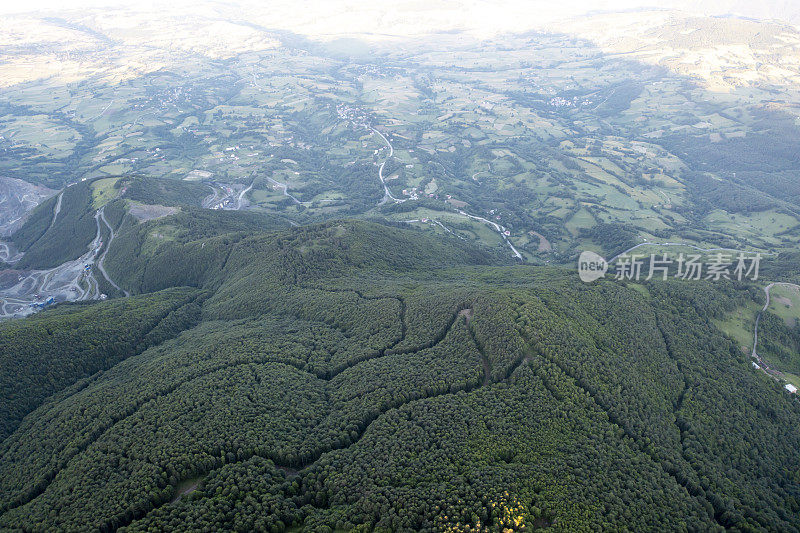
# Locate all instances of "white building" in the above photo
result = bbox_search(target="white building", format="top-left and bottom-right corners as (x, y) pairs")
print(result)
(785, 384), (798, 394)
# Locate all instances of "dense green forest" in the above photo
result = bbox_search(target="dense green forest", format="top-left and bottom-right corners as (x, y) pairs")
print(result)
(11, 181), (97, 269)
(4, 12), (800, 532)
(758, 311), (800, 375)
(0, 214), (798, 532)
(117, 176), (210, 207)
(0, 287), (202, 441)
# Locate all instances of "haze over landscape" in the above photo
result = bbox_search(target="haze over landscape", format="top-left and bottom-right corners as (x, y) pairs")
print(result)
(0, 1), (799, 531)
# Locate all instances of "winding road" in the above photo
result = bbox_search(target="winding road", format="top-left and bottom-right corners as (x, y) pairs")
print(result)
(203, 179), (256, 211)
(201, 185), (223, 208)
(370, 127), (405, 206)
(369, 125), (523, 259)
(456, 210), (523, 260)
(0, 242), (19, 263)
(48, 192), (63, 230)
(236, 180), (254, 210)
(0, 205), (130, 319)
(266, 176), (304, 205)
(96, 207), (129, 297)
(86, 100), (114, 121)
(0, 223), (100, 318)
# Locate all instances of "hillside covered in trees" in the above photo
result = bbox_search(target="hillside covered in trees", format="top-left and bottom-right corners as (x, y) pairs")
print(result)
(0, 211), (798, 532)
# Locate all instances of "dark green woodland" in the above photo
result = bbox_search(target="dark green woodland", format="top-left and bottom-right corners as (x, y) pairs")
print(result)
(0, 201), (798, 532)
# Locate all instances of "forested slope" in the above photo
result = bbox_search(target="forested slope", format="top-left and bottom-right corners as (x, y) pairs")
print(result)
(11, 181), (96, 269)
(0, 219), (798, 532)
(0, 287), (203, 440)
(7, 176), (263, 272)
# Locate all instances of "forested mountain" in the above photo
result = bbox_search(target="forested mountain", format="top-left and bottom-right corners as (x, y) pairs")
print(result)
(1, 3), (800, 531)
(0, 210), (797, 532)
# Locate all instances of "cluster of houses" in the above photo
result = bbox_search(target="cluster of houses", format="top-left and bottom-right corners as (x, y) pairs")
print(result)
(335, 103), (370, 125)
(548, 95), (593, 108)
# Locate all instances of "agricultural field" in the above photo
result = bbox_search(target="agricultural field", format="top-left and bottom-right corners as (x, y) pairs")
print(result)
(1, 15), (800, 264)
(768, 284), (800, 328)
(713, 301), (760, 355)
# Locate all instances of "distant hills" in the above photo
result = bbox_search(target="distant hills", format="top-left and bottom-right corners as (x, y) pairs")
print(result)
(665, 0), (800, 26)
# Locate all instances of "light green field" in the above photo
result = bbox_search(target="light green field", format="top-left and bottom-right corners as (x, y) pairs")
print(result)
(91, 178), (121, 208)
(703, 209), (800, 247)
(783, 372), (800, 390)
(1, 115), (78, 157)
(4, 29), (799, 266)
(767, 284), (800, 328)
(565, 207), (596, 236)
(99, 164), (132, 176)
(389, 207), (506, 247)
(142, 225), (179, 256)
(712, 301), (760, 354)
